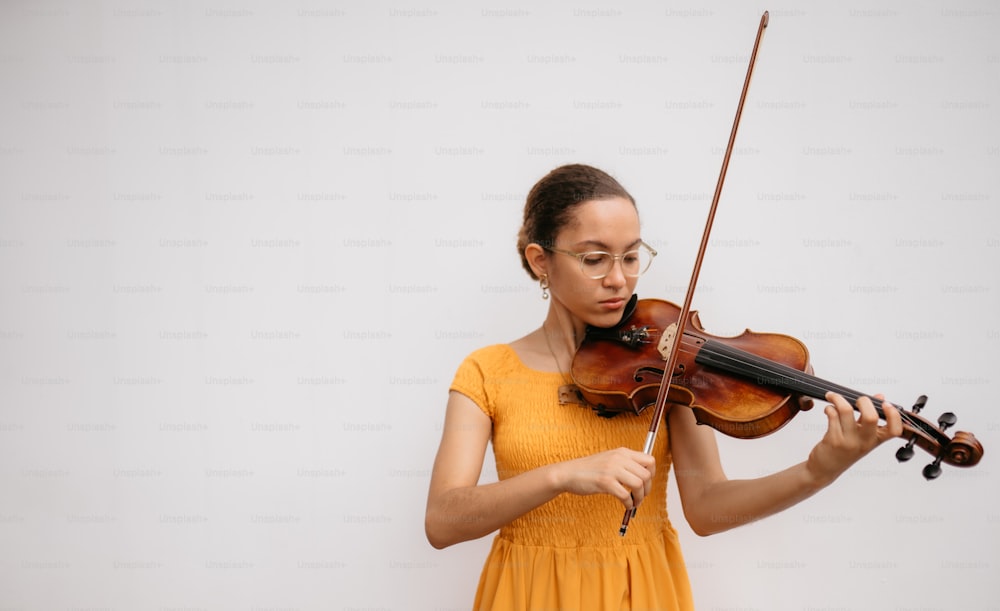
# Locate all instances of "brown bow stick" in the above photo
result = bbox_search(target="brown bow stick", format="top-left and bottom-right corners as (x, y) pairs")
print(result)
(620, 10), (770, 537)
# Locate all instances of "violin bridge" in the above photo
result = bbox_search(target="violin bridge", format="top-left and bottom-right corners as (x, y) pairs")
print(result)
(657, 323), (677, 361)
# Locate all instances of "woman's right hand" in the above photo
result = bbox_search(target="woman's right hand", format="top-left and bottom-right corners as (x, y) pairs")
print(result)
(553, 448), (656, 510)
(427, 392), (656, 548)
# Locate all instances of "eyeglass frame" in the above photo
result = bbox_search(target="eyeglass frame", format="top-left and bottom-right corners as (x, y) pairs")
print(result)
(541, 240), (658, 279)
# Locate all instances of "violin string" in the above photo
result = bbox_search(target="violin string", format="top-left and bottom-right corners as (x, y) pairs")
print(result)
(688, 338), (925, 433)
(628, 330), (929, 438)
(697, 339), (904, 422)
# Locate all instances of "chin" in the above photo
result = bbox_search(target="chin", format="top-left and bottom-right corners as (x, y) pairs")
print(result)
(587, 310), (627, 329)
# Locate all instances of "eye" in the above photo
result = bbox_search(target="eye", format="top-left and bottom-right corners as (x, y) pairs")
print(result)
(581, 253), (609, 267)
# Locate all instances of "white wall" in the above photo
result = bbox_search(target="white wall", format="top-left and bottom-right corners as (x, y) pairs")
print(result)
(1, 1), (997, 609)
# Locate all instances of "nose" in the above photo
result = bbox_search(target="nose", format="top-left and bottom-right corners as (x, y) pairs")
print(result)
(602, 258), (628, 288)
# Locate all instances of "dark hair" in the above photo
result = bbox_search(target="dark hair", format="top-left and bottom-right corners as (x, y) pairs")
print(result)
(517, 164), (636, 280)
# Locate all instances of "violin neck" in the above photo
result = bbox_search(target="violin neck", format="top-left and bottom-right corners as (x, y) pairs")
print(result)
(695, 338), (890, 420)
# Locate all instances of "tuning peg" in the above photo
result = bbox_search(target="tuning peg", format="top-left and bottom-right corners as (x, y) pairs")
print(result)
(895, 395), (928, 463)
(923, 456), (944, 480)
(938, 412), (957, 431)
(896, 438), (916, 462)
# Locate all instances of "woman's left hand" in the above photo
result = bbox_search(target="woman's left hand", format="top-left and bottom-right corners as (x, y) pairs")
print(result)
(806, 391), (904, 486)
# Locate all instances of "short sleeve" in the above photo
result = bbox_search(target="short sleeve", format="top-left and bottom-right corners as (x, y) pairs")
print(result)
(449, 347), (500, 419)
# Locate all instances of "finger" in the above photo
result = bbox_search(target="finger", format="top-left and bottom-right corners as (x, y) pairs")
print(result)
(855, 395), (879, 426)
(628, 450), (656, 471)
(879, 400), (904, 439)
(615, 485), (634, 509)
(824, 392), (855, 435)
(621, 451), (655, 499)
(870, 393), (904, 439)
(822, 403), (843, 444)
(610, 449), (655, 508)
(622, 458), (655, 481)
(620, 470), (648, 507)
(625, 459), (655, 488)
(852, 396), (882, 447)
(602, 474), (635, 509)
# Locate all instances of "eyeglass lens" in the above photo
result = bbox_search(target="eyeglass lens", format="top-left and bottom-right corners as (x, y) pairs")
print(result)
(581, 247), (653, 278)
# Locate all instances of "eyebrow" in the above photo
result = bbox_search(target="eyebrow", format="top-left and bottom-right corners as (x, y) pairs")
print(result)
(571, 238), (643, 251)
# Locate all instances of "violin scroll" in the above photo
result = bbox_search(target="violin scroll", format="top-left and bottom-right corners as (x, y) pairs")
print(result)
(893, 399), (983, 479)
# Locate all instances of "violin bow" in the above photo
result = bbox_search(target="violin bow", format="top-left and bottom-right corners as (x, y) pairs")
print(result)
(620, 10), (770, 536)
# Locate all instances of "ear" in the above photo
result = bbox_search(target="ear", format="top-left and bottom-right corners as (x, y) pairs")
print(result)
(524, 243), (549, 279)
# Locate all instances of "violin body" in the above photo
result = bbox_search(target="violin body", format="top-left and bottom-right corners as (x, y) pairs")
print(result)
(572, 297), (812, 438)
(571, 296), (983, 475)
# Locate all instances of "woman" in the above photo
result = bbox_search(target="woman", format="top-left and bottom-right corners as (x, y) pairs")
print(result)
(424, 164), (902, 610)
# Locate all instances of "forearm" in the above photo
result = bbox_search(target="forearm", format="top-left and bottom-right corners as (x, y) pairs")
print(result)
(673, 394), (899, 537)
(425, 464), (562, 549)
(685, 460), (829, 536)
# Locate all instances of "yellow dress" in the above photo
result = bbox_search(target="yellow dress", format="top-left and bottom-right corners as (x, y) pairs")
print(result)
(450, 344), (694, 611)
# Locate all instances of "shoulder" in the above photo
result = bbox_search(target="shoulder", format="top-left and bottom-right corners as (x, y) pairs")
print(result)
(450, 344), (518, 419)
(453, 344), (518, 376)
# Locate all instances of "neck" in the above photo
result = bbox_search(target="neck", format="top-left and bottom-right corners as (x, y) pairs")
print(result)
(542, 304), (583, 356)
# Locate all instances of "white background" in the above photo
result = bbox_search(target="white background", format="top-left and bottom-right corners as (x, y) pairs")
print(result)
(1, 1), (998, 610)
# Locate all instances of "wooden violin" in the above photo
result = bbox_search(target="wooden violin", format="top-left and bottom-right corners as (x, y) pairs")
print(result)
(571, 295), (984, 480)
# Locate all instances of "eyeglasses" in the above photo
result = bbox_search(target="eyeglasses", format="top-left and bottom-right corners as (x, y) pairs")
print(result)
(543, 240), (657, 279)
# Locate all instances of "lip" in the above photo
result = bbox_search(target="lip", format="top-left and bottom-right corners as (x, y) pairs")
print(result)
(599, 297), (627, 309)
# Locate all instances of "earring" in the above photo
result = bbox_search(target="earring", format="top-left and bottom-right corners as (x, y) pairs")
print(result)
(540, 274), (550, 300)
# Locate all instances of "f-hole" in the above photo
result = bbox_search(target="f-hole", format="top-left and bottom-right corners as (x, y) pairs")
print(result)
(634, 366), (664, 384)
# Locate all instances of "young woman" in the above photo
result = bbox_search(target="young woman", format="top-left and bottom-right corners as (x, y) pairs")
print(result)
(425, 164), (903, 610)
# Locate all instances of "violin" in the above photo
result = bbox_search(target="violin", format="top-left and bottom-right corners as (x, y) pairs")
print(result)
(571, 294), (984, 480)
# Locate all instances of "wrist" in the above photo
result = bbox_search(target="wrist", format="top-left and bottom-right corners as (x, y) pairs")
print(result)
(803, 453), (841, 491)
(544, 461), (568, 496)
